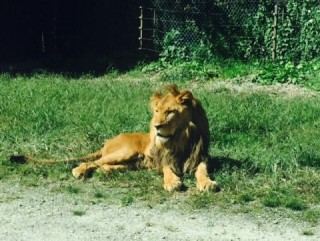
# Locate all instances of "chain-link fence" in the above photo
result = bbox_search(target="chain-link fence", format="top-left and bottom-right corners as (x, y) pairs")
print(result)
(139, 0), (320, 61)
(139, 1), (215, 52)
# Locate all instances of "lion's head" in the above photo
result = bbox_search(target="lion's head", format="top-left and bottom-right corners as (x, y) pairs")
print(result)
(149, 85), (210, 174)
(150, 86), (194, 145)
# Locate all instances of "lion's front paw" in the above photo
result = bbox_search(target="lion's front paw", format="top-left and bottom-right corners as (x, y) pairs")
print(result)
(164, 176), (182, 192)
(197, 179), (219, 192)
(162, 165), (182, 192)
(72, 163), (88, 179)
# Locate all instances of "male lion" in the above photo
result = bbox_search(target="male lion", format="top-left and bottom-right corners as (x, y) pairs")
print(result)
(12, 85), (218, 192)
(71, 85), (218, 192)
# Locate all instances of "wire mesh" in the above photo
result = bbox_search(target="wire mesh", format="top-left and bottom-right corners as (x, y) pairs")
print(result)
(139, 0), (320, 61)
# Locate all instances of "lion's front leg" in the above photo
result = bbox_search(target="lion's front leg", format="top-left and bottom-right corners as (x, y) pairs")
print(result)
(195, 162), (219, 192)
(163, 165), (182, 192)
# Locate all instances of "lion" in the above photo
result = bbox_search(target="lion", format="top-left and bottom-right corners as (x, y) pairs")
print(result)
(11, 85), (218, 192)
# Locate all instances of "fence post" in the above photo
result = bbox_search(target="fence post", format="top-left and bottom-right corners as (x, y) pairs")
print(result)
(139, 6), (143, 50)
(272, 4), (278, 61)
(153, 8), (156, 39)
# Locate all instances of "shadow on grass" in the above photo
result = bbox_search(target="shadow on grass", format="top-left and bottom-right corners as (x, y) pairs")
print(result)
(208, 156), (260, 174)
(9, 154), (259, 193)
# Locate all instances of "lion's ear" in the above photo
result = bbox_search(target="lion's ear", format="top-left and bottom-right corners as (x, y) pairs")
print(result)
(177, 90), (193, 105)
(150, 92), (162, 109)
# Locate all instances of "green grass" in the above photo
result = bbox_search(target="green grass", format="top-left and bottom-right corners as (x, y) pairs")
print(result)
(143, 58), (320, 90)
(302, 230), (314, 236)
(0, 72), (319, 222)
(65, 185), (82, 194)
(302, 209), (320, 223)
(73, 210), (86, 216)
(143, 59), (258, 83)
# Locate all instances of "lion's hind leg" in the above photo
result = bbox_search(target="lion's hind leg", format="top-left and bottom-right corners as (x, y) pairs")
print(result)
(99, 164), (127, 173)
(72, 148), (141, 179)
(72, 133), (148, 179)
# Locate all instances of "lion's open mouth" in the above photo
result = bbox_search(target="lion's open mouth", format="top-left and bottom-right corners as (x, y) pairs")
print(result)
(156, 133), (173, 143)
(156, 133), (172, 139)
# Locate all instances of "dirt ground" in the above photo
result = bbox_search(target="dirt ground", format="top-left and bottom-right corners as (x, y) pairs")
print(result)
(1, 182), (319, 241)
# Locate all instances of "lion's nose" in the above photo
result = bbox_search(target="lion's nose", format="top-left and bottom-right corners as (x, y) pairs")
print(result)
(154, 124), (164, 130)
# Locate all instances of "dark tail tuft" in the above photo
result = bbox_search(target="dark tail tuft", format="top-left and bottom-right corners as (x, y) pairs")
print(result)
(10, 155), (29, 164)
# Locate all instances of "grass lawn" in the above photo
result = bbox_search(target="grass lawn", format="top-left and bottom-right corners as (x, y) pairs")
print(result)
(0, 72), (319, 222)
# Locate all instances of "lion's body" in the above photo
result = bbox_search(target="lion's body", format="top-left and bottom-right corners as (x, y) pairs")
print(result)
(71, 85), (218, 191)
(14, 85), (218, 192)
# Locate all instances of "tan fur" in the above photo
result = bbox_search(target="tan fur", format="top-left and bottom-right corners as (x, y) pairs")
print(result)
(15, 85), (218, 192)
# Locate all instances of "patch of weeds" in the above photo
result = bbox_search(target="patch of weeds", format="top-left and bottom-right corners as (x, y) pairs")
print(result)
(285, 198), (308, 211)
(187, 192), (217, 209)
(238, 193), (255, 203)
(302, 230), (314, 236)
(20, 177), (41, 187)
(262, 190), (308, 211)
(1, 195), (22, 203)
(158, 61), (219, 82)
(302, 209), (320, 224)
(262, 193), (282, 208)
(120, 195), (134, 206)
(254, 62), (301, 85)
(73, 210), (86, 216)
(93, 169), (169, 206)
(234, 205), (256, 214)
(253, 60), (320, 90)
(66, 185), (82, 194)
(219, 59), (258, 80)
(94, 190), (105, 199)
(94, 170), (109, 181)
(0, 165), (12, 181)
(57, 172), (72, 181)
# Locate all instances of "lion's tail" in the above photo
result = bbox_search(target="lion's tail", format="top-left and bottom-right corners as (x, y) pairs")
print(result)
(9, 150), (102, 165)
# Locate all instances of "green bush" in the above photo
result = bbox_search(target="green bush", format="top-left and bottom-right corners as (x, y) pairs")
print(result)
(221, 0), (320, 61)
(254, 58), (320, 87)
(160, 26), (213, 64)
(143, 25), (218, 82)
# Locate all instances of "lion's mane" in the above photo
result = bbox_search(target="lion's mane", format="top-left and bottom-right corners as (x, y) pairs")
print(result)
(149, 85), (210, 176)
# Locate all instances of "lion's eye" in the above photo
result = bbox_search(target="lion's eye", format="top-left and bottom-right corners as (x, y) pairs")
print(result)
(155, 109), (159, 113)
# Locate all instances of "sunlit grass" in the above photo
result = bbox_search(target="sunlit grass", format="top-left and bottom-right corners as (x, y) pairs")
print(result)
(0, 72), (319, 222)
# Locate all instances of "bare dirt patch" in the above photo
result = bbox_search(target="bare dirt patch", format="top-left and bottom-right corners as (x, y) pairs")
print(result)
(1, 182), (319, 241)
